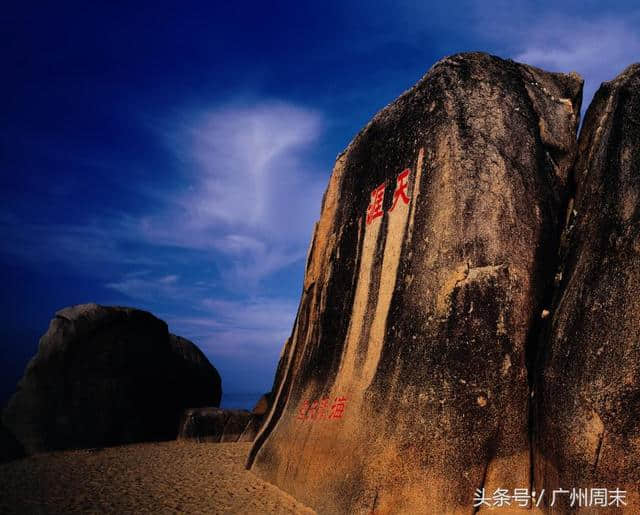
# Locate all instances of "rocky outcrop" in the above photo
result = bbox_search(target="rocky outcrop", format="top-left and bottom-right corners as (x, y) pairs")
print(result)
(178, 408), (261, 443)
(168, 334), (222, 408)
(2, 303), (221, 454)
(251, 392), (273, 416)
(247, 52), (582, 513)
(535, 64), (640, 510)
(179, 393), (273, 443)
(178, 408), (253, 443)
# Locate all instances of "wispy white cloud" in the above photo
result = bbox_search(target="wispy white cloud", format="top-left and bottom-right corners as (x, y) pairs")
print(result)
(184, 102), (322, 230)
(511, 15), (640, 110)
(1, 101), (322, 370)
(462, 6), (640, 113)
(104, 274), (299, 360)
(104, 272), (298, 355)
(200, 297), (297, 331)
(2, 101), (326, 289)
(134, 101), (326, 287)
(163, 297), (297, 358)
(334, 4), (640, 121)
(0, 213), (160, 271)
(105, 271), (203, 302)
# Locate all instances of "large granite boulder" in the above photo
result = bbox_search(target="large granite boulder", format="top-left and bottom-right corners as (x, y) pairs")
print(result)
(535, 64), (640, 510)
(247, 52), (582, 513)
(2, 303), (221, 454)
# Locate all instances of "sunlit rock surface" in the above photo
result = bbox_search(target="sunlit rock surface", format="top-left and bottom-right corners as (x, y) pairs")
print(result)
(248, 52), (582, 513)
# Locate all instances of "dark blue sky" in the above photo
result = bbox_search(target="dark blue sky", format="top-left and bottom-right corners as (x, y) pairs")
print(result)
(1, 1), (638, 406)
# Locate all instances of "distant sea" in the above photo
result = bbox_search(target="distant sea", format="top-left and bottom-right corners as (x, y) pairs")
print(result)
(220, 392), (263, 411)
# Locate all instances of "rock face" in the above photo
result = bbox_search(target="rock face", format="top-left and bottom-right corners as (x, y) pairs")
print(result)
(535, 64), (640, 510)
(248, 52), (582, 513)
(178, 408), (255, 443)
(168, 334), (222, 408)
(178, 393), (273, 443)
(251, 392), (273, 416)
(2, 303), (221, 454)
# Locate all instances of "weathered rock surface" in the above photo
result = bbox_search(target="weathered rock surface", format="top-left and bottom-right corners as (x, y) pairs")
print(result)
(178, 407), (255, 442)
(179, 393), (273, 443)
(535, 64), (640, 510)
(252, 392), (273, 416)
(248, 52), (582, 513)
(2, 303), (221, 454)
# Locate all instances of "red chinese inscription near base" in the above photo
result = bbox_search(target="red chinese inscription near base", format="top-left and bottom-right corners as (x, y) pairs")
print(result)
(296, 396), (348, 421)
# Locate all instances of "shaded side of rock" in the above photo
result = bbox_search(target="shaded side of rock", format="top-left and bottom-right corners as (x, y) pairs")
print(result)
(239, 415), (264, 442)
(0, 423), (24, 463)
(2, 303), (221, 454)
(251, 392), (273, 416)
(179, 391), (273, 443)
(178, 407), (254, 443)
(168, 334), (222, 408)
(248, 52), (582, 513)
(535, 63), (640, 510)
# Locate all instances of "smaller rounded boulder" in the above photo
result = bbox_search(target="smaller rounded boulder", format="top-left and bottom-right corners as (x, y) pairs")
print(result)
(2, 303), (222, 454)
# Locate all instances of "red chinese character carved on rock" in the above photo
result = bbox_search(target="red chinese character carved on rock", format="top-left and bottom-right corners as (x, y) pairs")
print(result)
(330, 397), (347, 419)
(366, 183), (386, 225)
(317, 398), (329, 419)
(389, 168), (410, 212)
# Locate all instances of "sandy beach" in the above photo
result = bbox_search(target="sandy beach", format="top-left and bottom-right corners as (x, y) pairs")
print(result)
(0, 441), (315, 514)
